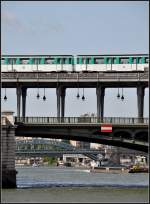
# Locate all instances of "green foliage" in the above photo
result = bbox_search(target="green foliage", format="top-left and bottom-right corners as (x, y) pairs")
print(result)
(43, 156), (57, 165)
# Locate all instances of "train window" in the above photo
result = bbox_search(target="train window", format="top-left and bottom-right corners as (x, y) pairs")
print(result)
(79, 57), (82, 64)
(120, 58), (128, 64)
(104, 57), (108, 64)
(128, 57), (133, 64)
(28, 58), (34, 64)
(146, 57), (149, 63)
(40, 58), (45, 64)
(114, 57), (120, 64)
(104, 57), (112, 64)
(60, 58), (65, 64)
(10, 58), (15, 64)
(90, 57), (95, 64)
(84, 58), (89, 64)
(4, 58), (9, 64)
(65, 58), (71, 64)
(108, 58), (113, 64)
(16, 58), (20, 64)
(100, 58), (104, 64)
(136, 57), (140, 64)
(53, 57), (61, 64)
(132, 58), (136, 64)
(22, 59), (29, 64)
(45, 59), (52, 64)
(71, 58), (74, 64)
(1, 59), (5, 64)
(35, 58), (41, 64)
(141, 57), (146, 64)
(95, 58), (100, 64)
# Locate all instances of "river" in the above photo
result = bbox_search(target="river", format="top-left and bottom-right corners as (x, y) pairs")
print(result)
(2, 166), (149, 203)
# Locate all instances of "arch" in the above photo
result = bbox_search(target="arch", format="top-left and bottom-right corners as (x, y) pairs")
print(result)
(134, 131), (148, 142)
(114, 131), (132, 140)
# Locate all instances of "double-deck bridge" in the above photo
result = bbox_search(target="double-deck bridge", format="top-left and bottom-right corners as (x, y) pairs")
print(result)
(2, 68), (149, 188)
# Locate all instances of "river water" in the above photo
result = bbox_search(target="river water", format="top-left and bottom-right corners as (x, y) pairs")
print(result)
(2, 166), (149, 203)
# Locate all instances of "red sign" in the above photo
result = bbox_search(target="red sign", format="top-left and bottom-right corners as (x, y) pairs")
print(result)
(101, 124), (112, 132)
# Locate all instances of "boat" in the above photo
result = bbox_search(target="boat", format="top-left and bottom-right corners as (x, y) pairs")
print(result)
(128, 165), (148, 173)
(90, 166), (128, 173)
(32, 162), (39, 167)
(128, 156), (148, 173)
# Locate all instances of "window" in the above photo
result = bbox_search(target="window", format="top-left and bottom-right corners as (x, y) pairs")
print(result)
(28, 58), (35, 64)
(40, 58), (45, 64)
(53, 57), (61, 64)
(45, 58), (53, 64)
(16, 58), (21, 64)
(22, 59), (29, 64)
(1, 59), (5, 64)
(141, 57), (146, 64)
(128, 57), (133, 64)
(133, 58), (136, 64)
(90, 57), (95, 64)
(4, 58), (9, 64)
(114, 57), (120, 64)
(78, 57), (82, 64)
(107, 58), (113, 64)
(146, 57), (149, 63)
(120, 58), (128, 64)
(100, 58), (104, 64)
(136, 57), (140, 64)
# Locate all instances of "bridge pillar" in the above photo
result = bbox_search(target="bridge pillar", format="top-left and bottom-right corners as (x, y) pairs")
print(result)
(96, 86), (105, 119)
(56, 87), (61, 117)
(137, 86), (145, 119)
(56, 86), (66, 117)
(22, 87), (27, 117)
(2, 111), (17, 188)
(16, 86), (22, 118)
(61, 87), (66, 118)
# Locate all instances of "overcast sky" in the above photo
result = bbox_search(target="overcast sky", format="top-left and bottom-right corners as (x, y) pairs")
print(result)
(1, 1), (149, 117)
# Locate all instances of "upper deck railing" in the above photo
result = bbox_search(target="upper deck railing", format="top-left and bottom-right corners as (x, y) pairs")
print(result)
(15, 117), (149, 125)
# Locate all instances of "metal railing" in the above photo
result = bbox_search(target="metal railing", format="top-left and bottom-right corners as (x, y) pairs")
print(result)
(15, 117), (149, 125)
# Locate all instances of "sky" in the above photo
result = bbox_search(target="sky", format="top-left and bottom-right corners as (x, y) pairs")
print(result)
(1, 1), (149, 117)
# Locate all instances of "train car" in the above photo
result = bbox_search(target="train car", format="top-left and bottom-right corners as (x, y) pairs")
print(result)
(75, 54), (149, 72)
(1, 54), (149, 72)
(1, 55), (74, 72)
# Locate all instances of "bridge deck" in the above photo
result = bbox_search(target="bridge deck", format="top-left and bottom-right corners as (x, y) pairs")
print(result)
(2, 72), (148, 88)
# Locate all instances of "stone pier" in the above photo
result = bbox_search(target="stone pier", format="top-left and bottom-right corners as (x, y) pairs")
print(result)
(2, 111), (17, 188)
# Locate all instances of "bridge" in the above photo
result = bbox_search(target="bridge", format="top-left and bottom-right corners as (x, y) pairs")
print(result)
(16, 138), (103, 160)
(15, 116), (148, 153)
(1, 71), (148, 118)
(1, 64), (149, 188)
(16, 138), (147, 160)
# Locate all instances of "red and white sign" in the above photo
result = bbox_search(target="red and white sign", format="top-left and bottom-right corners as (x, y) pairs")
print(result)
(101, 124), (112, 132)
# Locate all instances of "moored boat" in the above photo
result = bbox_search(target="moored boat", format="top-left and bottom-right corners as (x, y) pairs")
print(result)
(128, 165), (148, 173)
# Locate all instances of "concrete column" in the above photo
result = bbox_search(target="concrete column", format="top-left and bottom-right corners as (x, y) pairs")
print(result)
(56, 87), (61, 118)
(96, 86), (105, 119)
(22, 87), (27, 117)
(56, 86), (66, 118)
(137, 86), (145, 119)
(61, 88), (66, 118)
(16, 87), (21, 118)
(1, 111), (17, 188)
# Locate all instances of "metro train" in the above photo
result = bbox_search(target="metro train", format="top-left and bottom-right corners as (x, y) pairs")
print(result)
(1, 54), (149, 72)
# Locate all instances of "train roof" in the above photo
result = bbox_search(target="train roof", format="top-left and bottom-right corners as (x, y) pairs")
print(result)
(1, 55), (73, 58)
(1, 54), (149, 58)
(77, 54), (149, 57)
